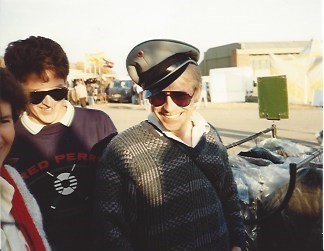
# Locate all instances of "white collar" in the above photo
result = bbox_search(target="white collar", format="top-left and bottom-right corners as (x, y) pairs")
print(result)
(147, 111), (210, 147)
(20, 101), (75, 135)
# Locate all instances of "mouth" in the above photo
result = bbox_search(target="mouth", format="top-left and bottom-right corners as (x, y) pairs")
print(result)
(38, 106), (53, 112)
(160, 112), (182, 120)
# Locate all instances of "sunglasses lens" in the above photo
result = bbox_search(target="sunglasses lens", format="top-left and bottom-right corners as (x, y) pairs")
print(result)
(30, 92), (46, 104)
(50, 88), (68, 101)
(30, 88), (68, 104)
(149, 91), (193, 107)
(149, 93), (166, 107)
(171, 92), (192, 107)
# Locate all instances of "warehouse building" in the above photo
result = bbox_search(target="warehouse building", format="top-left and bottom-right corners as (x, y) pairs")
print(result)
(199, 40), (322, 104)
(199, 41), (308, 81)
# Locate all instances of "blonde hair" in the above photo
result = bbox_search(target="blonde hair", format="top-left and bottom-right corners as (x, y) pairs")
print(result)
(182, 64), (202, 90)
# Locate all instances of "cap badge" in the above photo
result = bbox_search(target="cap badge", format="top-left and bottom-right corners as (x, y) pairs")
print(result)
(137, 50), (144, 57)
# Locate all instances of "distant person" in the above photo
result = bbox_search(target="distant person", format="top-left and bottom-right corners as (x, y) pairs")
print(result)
(316, 130), (323, 145)
(198, 81), (208, 108)
(94, 39), (245, 251)
(131, 82), (137, 104)
(136, 84), (144, 105)
(104, 83), (110, 102)
(74, 79), (88, 107)
(0, 68), (51, 251)
(4, 36), (117, 251)
(87, 84), (95, 106)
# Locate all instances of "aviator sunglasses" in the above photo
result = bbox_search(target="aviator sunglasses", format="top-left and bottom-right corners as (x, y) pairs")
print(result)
(29, 87), (68, 105)
(149, 90), (195, 107)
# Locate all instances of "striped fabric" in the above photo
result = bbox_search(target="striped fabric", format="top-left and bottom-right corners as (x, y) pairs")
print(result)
(95, 121), (245, 251)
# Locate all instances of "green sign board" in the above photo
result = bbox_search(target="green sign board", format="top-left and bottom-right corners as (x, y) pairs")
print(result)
(258, 75), (289, 120)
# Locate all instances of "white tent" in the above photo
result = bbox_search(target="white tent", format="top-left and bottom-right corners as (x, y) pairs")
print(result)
(270, 39), (323, 105)
(208, 67), (254, 103)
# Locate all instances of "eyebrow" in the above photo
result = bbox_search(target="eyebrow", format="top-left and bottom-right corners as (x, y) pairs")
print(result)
(0, 114), (13, 120)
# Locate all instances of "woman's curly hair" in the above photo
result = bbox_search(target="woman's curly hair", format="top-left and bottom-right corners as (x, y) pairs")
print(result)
(0, 68), (28, 122)
(4, 36), (69, 82)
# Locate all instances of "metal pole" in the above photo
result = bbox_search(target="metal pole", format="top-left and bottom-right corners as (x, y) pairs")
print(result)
(226, 126), (274, 149)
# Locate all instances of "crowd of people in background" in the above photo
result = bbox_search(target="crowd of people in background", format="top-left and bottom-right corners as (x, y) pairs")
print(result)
(67, 75), (212, 110)
(68, 79), (100, 107)
(68, 78), (144, 107)
(67, 77), (166, 108)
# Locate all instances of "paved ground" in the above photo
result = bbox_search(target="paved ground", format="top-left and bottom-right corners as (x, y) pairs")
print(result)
(91, 102), (323, 155)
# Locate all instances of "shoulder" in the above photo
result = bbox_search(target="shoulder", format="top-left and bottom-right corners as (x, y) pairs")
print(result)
(207, 124), (223, 143)
(13, 119), (31, 139)
(105, 122), (158, 154)
(73, 107), (117, 133)
(14, 118), (25, 132)
(2, 165), (22, 182)
(205, 126), (228, 155)
(2, 165), (51, 249)
(2, 165), (38, 207)
(100, 122), (157, 172)
(74, 107), (112, 120)
(110, 122), (146, 146)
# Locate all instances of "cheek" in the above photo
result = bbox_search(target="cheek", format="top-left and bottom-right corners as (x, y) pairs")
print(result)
(57, 100), (66, 108)
(1, 124), (15, 147)
(27, 103), (38, 112)
(151, 106), (160, 115)
(7, 127), (15, 146)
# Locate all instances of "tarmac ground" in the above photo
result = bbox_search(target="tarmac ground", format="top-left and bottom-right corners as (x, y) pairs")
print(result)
(91, 101), (323, 155)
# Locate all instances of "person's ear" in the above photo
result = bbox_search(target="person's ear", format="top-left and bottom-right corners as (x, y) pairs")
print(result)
(193, 88), (201, 103)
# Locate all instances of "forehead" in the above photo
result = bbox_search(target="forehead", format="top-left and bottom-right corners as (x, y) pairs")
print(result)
(0, 100), (12, 117)
(22, 71), (66, 91)
(163, 68), (195, 93)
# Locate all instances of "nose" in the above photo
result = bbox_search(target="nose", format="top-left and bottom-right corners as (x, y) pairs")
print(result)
(163, 95), (178, 111)
(41, 94), (55, 106)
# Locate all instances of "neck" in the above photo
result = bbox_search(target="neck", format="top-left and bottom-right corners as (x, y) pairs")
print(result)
(173, 121), (194, 146)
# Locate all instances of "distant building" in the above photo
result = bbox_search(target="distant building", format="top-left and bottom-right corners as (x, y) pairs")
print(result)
(199, 41), (309, 81)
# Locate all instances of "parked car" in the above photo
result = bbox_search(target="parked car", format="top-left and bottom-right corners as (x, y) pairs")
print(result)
(106, 79), (133, 103)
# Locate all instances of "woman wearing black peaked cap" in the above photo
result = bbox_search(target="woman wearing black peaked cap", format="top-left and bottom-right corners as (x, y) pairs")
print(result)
(94, 39), (246, 251)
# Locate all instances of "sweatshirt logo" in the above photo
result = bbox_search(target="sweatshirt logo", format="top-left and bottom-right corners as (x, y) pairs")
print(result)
(45, 163), (86, 210)
(54, 172), (78, 196)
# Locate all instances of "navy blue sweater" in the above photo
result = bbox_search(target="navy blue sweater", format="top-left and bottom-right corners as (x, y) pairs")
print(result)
(95, 121), (245, 251)
(7, 107), (117, 251)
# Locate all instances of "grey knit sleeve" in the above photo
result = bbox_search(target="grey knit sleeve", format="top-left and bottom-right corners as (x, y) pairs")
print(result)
(204, 128), (246, 250)
(217, 148), (246, 249)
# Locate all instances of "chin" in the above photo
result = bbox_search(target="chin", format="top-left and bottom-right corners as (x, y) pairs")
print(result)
(38, 115), (57, 125)
(161, 121), (182, 132)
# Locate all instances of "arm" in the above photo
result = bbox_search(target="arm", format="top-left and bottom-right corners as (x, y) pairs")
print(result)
(90, 131), (117, 157)
(217, 148), (246, 250)
(93, 142), (135, 251)
(90, 110), (118, 157)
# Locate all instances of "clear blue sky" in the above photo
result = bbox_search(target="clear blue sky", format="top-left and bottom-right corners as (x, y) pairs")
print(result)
(0, 0), (322, 77)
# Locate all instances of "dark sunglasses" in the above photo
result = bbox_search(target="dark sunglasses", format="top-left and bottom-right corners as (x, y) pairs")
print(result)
(29, 87), (68, 104)
(149, 90), (195, 107)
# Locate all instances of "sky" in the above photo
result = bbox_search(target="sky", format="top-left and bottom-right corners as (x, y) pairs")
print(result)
(0, 0), (322, 77)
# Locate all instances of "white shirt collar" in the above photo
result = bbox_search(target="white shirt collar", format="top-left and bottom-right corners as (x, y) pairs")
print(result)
(147, 111), (210, 147)
(20, 101), (75, 135)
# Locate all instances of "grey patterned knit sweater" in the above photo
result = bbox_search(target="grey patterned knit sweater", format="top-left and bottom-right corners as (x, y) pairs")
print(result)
(94, 121), (245, 251)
